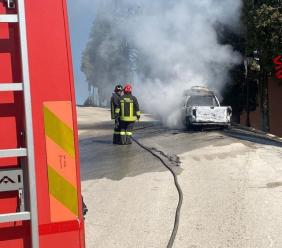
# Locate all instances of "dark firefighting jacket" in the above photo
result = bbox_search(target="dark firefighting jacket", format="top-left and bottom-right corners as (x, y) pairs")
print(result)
(110, 92), (121, 119)
(115, 93), (141, 122)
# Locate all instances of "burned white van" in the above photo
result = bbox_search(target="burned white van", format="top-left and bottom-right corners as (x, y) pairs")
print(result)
(182, 86), (232, 129)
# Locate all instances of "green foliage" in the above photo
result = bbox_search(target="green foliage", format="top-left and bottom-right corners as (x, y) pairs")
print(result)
(81, 15), (131, 99)
(223, 0), (281, 125)
(241, 0), (282, 130)
(244, 0), (282, 71)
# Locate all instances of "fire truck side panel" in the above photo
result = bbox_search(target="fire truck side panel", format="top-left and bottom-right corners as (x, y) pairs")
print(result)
(0, 0), (85, 247)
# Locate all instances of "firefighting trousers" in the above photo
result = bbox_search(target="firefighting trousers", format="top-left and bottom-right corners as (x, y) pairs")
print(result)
(113, 118), (121, 144)
(119, 121), (135, 145)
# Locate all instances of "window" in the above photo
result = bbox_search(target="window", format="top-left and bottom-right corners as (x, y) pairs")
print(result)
(187, 95), (219, 107)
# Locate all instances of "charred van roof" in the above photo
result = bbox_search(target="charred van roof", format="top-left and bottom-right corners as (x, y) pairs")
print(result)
(184, 86), (214, 96)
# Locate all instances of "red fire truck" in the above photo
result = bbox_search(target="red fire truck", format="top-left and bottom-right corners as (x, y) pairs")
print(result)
(0, 0), (85, 247)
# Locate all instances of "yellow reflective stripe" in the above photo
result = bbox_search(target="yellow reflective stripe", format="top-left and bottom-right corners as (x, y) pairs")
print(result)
(114, 131), (121, 135)
(115, 108), (120, 114)
(121, 101), (124, 117)
(120, 131), (126, 135)
(120, 116), (136, 122)
(43, 106), (75, 157)
(111, 102), (114, 119)
(130, 102), (133, 118)
(126, 132), (133, 136)
(48, 165), (78, 216)
(136, 111), (141, 116)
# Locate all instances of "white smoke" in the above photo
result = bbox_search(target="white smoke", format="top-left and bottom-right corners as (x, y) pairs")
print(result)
(86, 0), (242, 127)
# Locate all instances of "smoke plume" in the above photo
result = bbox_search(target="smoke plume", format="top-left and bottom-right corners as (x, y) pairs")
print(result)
(82, 0), (242, 126)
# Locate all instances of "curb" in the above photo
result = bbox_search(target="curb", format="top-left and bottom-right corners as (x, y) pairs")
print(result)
(231, 123), (282, 143)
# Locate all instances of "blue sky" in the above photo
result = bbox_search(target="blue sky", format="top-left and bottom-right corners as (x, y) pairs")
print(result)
(67, 0), (95, 104)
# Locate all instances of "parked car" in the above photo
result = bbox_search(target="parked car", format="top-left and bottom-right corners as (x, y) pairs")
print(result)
(182, 86), (232, 129)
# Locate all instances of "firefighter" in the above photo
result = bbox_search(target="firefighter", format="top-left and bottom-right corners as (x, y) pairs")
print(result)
(115, 84), (141, 145)
(111, 84), (123, 144)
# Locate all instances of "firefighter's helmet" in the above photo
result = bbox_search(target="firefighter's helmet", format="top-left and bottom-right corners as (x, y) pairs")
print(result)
(124, 84), (132, 94)
(115, 84), (123, 93)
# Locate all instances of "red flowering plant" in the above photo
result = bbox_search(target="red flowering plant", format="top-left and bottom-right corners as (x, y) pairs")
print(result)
(273, 55), (282, 79)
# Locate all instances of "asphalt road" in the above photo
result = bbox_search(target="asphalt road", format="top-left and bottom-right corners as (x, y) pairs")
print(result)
(78, 107), (282, 248)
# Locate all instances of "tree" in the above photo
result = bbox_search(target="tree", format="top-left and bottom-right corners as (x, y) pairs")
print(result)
(243, 0), (282, 131)
(81, 13), (131, 104)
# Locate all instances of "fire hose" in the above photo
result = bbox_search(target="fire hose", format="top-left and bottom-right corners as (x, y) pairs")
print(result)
(132, 136), (183, 248)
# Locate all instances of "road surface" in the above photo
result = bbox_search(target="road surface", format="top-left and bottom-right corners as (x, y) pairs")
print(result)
(78, 107), (282, 248)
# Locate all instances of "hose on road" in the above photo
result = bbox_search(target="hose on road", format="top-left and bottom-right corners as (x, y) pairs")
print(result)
(132, 137), (183, 248)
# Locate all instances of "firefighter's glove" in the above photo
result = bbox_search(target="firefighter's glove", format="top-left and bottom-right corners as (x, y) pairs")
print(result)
(137, 115), (140, 121)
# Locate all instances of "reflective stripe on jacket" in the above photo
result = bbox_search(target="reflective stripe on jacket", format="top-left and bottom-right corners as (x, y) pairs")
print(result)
(115, 93), (140, 122)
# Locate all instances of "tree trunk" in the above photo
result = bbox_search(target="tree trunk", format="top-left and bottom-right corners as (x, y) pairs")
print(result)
(246, 78), (251, 127)
(259, 72), (270, 132)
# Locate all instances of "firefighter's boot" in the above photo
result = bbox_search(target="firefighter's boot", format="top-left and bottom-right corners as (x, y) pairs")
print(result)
(113, 132), (120, 144)
(126, 136), (132, 144)
(120, 132), (127, 145)
(126, 132), (132, 144)
(113, 134), (117, 144)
